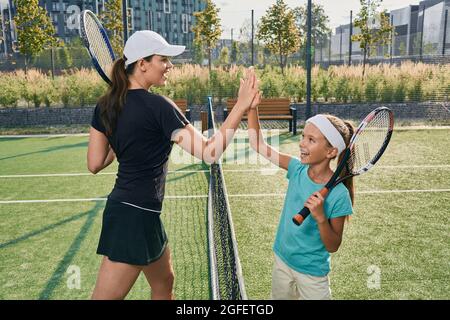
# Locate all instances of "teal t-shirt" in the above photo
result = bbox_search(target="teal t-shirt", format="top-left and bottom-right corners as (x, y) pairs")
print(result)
(273, 158), (353, 276)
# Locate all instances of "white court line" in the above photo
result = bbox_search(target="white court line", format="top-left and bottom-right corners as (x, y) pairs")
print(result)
(0, 169), (275, 178)
(0, 173), (112, 178)
(0, 171), (208, 178)
(0, 133), (90, 138)
(0, 195), (208, 204)
(224, 189), (450, 196)
(393, 126), (450, 131)
(1, 165), (450, 178)
(1, 189), (450, 204)
(377, 165), (450, 169)
(1, 126), (450, 139)
(357, 189), (450, 194)
(0, 198), (108, 203)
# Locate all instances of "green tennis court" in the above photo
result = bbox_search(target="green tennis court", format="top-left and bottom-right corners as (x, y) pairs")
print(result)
(0, 127), (449, 299)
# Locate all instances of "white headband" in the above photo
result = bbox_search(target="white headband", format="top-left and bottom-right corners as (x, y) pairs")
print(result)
(306, 115), (346, 155)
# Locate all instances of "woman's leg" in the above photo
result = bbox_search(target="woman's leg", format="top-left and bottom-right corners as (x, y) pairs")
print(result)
(142, 246), (175, 300)
(91, 256), (142, 300)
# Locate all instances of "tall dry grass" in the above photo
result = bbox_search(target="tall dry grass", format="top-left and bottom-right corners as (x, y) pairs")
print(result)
(0, 62), (448, 108)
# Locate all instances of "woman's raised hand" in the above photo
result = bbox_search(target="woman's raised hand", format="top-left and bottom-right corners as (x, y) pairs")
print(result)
(236, 67), (259, 112)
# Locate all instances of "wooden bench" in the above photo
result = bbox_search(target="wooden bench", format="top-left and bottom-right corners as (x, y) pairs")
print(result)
(224, 98), (297, 135)
(173, 99), (191, 121)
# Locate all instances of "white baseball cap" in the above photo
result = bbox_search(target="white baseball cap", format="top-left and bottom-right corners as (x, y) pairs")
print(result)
(123, 30), (186, 67)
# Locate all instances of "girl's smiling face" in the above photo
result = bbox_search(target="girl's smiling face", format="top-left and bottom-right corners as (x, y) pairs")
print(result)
(299, 123), (337, 164)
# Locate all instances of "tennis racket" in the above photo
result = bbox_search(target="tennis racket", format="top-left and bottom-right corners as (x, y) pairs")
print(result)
(292, 107), (394, 226)
(79, 10), (116, 85)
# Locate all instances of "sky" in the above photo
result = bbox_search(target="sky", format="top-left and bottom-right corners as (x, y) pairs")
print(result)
(216, 0), (420, 39)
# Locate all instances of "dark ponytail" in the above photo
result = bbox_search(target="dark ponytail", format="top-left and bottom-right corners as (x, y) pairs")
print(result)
(98, 55), (154, 136)
(98, 57), (131, 136)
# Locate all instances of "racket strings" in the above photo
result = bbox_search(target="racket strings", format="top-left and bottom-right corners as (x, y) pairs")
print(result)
(84, 14), (114, 77)
(350, 110), (392, 173)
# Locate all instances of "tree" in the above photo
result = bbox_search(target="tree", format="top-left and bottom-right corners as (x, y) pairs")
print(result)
(352, 0), (393, 77)
(68, 37), (93, 68)
(192, 41), (205, 65)
(218, 46), (229, 66)
(238, 19), (255, 65)
(256, 0), (301, 75)
(57, 45), (73, 69)
(239, 19), (253, 43)
(192, 0), (222, 72)
(293, 3), (331, 64)
(398, 40), (407, 56)
(13, 0), (58, 74)
(230, 40), (240, 64)
(0, 9), (4, 46)
(100, 0), (123, 57)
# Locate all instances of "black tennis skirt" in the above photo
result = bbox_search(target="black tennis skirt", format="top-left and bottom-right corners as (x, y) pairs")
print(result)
(96, 198), (168, 266)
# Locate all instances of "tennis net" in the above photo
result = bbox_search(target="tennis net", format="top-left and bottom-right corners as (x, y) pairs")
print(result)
(206, 96), (247, 300)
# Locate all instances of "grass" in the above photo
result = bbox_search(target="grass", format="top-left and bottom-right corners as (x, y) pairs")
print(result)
(0, 140), (210, 299)
(0, 127), (449, 299)
(0, 125), (91, 136)
(223, 128), (450, 300)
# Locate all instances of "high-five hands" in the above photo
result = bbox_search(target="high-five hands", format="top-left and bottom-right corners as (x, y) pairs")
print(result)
(237, 67), (260, 112)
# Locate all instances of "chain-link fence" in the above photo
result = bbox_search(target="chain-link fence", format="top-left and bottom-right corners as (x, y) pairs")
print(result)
(0, 47), (92, 75)
(0, 1), (449, 125)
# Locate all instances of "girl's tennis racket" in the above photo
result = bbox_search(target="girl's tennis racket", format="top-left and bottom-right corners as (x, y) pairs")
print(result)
(292, 107), (394, 226)
(79, 10), (116, 85)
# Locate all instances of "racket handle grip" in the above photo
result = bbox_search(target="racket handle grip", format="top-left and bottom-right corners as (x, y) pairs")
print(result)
(292, 207), (311, 226)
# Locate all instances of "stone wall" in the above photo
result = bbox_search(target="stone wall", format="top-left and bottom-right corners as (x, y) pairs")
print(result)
(0, 102), (448, 128)
(0, 107), (95, 127)
(290, 102), (450, 122)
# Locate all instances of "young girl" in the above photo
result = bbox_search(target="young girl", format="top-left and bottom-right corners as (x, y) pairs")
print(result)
(87, 30), (259, 299)
(248, 98), (354, 300)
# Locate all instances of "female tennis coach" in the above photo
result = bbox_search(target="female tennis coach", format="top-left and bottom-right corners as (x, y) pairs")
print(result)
(87, 30), (259, 299)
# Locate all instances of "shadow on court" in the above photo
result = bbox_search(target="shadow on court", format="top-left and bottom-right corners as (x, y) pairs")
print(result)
(37, 200), (103, 300)
(0, 206), (96, 250)
(0, 137), (27, 142)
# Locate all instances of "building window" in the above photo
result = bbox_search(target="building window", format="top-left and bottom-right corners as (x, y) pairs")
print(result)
(165, 15), (171, 31)
(148, 10), (153, 30)
(97, 0), (105, 13)
(127, 8), (134, 31)
(158, 0), (163, 12)
(181, 14), (188, 33)
(164, 0), (171, 14)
